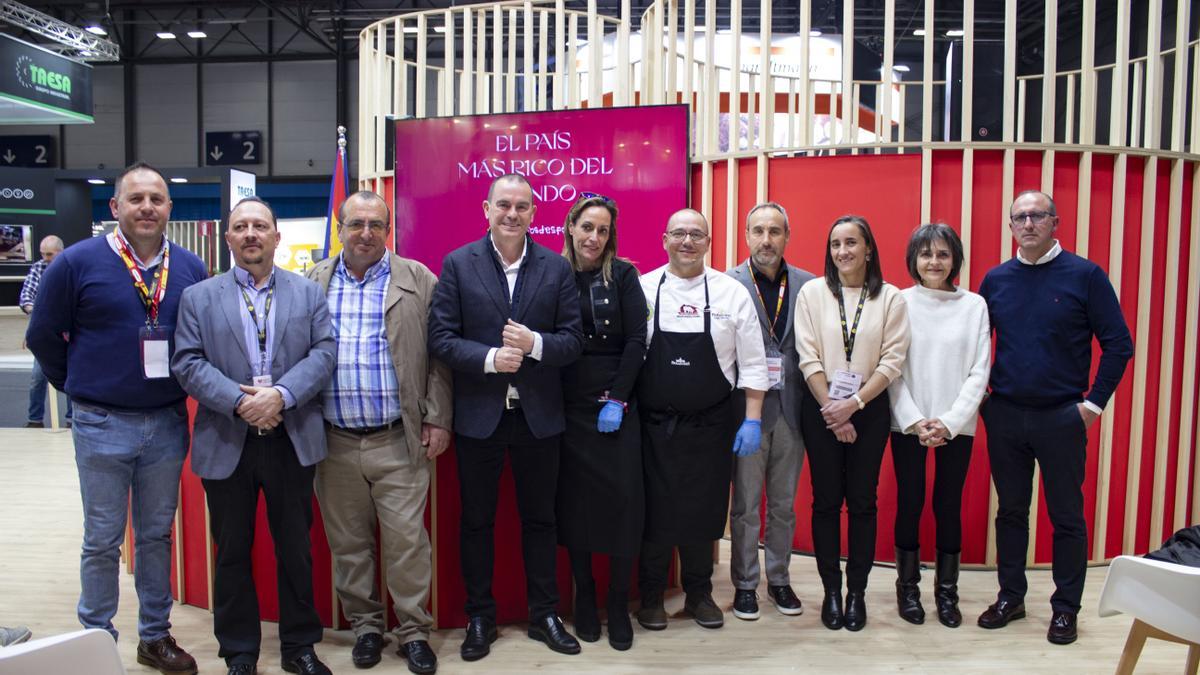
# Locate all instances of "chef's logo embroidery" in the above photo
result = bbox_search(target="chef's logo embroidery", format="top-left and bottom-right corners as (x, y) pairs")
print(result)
(671, 357), (691, 366)
(677, 304), (699, 317)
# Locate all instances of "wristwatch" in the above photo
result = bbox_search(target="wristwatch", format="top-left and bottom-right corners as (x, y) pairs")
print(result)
(852, 394), (866, 410)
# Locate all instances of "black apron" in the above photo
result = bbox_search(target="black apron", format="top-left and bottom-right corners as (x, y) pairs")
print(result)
(558, 274), (645, 556)
(638, 273), (736, 544)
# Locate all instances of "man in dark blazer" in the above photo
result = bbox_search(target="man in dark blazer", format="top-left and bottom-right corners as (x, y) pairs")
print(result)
(726, 202), (815, 622)
(428, 173), (584, 661)
(172, 197), (337, 675)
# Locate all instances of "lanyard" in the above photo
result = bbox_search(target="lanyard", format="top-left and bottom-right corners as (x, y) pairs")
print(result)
(837, 287), (866, 363)
(751, 270), (787, 341)
(113, 232), (169, 327)
(239, 278), (275, 374)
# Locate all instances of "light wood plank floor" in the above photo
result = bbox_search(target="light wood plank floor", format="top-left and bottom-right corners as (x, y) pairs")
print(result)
(0, 429), (1189, 674)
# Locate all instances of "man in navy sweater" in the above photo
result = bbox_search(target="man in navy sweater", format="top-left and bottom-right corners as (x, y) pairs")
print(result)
(976, 190), (1133, 645)
(26, 162), (208, 674)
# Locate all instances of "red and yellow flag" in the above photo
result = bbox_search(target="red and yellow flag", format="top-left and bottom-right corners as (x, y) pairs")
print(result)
(323, 131), (349, 259)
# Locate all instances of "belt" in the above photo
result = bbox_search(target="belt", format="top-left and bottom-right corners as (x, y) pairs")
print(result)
(326, 419), (402, 436)
(504, 397), (522, 410)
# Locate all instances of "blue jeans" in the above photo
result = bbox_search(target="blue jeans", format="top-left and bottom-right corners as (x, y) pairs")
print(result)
(72, 401), (189, 642)
(28, 359), (72, 423)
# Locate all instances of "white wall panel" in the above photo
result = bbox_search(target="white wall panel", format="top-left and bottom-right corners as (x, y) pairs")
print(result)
(64, 65), (126, 170)
(272, 60), (338, 176)
(135, 64), (198, 167)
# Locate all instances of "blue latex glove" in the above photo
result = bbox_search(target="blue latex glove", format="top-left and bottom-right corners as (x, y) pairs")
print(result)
(732, 419), (762, 457)
(597, 401), (624, 433)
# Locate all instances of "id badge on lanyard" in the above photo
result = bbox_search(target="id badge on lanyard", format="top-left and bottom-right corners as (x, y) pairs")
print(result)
(765, 342), (785, 391)
(140, 325), (172, 379)
(828, 369), (862, 400)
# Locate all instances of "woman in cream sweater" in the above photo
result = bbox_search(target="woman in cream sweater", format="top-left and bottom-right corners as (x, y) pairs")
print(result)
(887, 224), (990, 629)
(794, 215), (910, 632)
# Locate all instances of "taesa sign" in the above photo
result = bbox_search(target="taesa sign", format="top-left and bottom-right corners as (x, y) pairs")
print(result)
(0, 35), (93, 125)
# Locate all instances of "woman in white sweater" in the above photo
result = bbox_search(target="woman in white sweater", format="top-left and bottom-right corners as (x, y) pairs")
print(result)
(887, 223), (990, 629)
(794, 215), (910, 632)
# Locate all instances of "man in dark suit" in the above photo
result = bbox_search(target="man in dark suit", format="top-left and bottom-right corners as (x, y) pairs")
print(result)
(726, 202), (815, 621)
(172, 197), (337, 675)
(428, 173), (584, 661)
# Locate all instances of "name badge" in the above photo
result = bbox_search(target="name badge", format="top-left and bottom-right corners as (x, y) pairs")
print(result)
(828, 369), (862, 400)
(139, 326), (171, 380)
(764, 342), (785, 391)
(252, 374), (274, 387)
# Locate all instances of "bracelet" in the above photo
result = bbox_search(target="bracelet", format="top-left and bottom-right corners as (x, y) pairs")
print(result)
(852, 394), (866, 410)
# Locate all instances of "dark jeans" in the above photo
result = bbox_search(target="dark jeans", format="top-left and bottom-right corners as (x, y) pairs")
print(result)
(638, 541), (714, 597)
(890, 432), (974, 553)
(202, 431), (322, 663)
(800, 392), (891, 593)
(981, 397), (1089, 613)
(455, 410), (561, 620)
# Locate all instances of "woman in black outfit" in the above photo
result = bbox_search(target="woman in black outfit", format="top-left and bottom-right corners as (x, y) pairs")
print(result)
(557, 193), (647, 651)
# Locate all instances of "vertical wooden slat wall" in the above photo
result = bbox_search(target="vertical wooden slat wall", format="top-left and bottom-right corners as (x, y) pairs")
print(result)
(351, 0), (1200, 570)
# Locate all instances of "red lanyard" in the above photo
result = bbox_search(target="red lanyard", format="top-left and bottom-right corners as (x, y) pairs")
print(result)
(113, 232), (170, 326)
(752, 270), (787, 341)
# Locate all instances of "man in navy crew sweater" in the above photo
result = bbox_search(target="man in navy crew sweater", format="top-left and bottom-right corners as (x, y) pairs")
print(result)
(976, 190), (1133, 646)
(26, 162), (208, 674)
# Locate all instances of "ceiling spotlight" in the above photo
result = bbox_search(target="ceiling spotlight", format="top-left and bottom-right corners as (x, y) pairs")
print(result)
(809, 29), (822, 37)
(402, 26), (419, 34)
(946, 29), (965, 37)
(156, 31), (177, 39)
(84, 25), (107, 36)
(893, 64), (911, 72)
(170, 177), (188, 184)
(187, 30), (207, 39)
(914, 29), (927, 36)
(87, 178), (105, 185)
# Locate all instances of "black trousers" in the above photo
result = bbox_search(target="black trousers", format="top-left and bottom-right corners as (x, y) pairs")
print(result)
(455, 409), (561, 620)
(800, 393), (891, 593)
(202, 431), (322, 664)
(981, 397), (1089, 613)
(890, 432), (974, 553)
(638, 541), (714, 597)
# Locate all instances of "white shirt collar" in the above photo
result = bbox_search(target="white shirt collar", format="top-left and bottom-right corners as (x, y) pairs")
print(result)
(489, 233), (528, 271)
(1016, 239), (1062, 265)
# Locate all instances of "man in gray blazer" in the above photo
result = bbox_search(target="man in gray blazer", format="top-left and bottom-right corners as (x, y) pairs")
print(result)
(726, 202), (815, 621)
(172, 197), (336, 675)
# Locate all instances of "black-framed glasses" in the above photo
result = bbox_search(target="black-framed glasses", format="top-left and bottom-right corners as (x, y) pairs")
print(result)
(579, 191), (615, 205)
(667, 229), (709, 243)
(1010, 211), (1054, 225)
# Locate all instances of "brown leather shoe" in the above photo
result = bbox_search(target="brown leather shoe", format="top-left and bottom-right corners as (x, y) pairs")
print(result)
(977, 599), (1026, 629)
(136, 635), (198, 674)
(683, 593), (724, 629)
(1047, 610), (1078, 645)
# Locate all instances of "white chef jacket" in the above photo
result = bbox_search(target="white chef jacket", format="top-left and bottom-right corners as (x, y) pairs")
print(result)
(641, 265), (770, 391)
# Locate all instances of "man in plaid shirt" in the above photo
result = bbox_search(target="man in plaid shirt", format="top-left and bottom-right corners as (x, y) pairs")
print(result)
(19, 235), (68, 428)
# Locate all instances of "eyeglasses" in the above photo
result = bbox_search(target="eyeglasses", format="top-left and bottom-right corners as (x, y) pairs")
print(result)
(580, 191), (615, 205)
(667, 229), (709, 243)
(1010, 211), (1054, 225)
(343, 221), (388, 233)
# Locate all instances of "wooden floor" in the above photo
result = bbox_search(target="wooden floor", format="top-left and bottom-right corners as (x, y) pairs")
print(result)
(0, 428), (1189, 674)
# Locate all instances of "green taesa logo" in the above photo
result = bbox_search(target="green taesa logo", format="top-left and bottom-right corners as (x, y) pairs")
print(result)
(15, 55), (71, 94)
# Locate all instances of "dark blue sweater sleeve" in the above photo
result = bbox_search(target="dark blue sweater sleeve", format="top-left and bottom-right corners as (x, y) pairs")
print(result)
(25, 253), (75, 390)
(1085, 266), (1133, 408)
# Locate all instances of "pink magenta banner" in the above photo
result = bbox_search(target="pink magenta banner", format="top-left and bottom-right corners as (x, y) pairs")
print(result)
(392, 104), (689, 273)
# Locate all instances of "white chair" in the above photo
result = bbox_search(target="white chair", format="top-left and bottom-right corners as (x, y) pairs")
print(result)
(0, 629), (126, 675)
(1098, 555), (1200, 675)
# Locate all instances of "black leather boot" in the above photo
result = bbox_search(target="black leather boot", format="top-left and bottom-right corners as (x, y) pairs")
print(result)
(820, 589), (844, 630)
(606, 590), (633, 651)
(844, 590), (867, 631)
(573, 581), (601, 642)
(934, 550), (962, 628)
(895, 547), (925, 625)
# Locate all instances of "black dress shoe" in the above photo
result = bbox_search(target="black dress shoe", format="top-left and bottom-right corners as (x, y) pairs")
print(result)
(280, 651), (332, 675)
(977, 599), (1026, 629)
(227, 664), (257, 675)
(820, 590), (844, 630)
(844, 591), (867, 631)
(460, 617), (498, 662)
(527, 614), (582, 655)
(352, 633), (384, 669)
(1047, 611), (1078, 645)
(399, 639), (438, 674)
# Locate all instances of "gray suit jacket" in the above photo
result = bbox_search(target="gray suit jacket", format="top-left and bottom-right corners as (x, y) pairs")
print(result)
(727, 260), (815, 430)
(171, 267), (336, 480)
